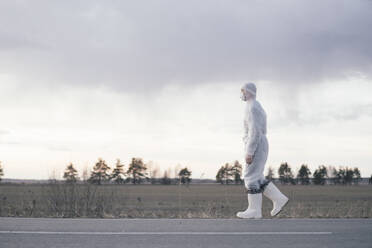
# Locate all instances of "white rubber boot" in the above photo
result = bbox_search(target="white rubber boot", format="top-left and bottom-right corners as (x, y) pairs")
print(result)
(263, 182), (289, 216)
(236, 193), (262, 219)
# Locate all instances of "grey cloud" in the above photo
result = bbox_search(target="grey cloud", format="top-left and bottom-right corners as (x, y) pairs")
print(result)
(0, 32), (48, 51)
(331, 104), (372, 121)
(0, 0), (372, 91)
(290, 103), (372, 126)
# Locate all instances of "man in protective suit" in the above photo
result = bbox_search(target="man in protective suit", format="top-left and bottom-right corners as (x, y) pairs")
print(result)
(237, 82), (289, 219)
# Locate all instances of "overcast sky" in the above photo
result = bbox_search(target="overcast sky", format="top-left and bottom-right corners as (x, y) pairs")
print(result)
(1, 0), (372, 179)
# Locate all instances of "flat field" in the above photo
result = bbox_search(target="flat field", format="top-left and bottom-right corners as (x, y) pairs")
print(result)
(0, 184), (371, 218)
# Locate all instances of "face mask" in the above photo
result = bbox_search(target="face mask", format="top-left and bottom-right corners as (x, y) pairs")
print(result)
(240, 91), (247, 101)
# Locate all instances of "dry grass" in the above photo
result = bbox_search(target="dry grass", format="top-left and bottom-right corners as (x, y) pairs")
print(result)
(0, 184), (371, 218)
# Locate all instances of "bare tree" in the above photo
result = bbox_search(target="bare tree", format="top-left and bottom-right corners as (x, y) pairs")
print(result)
(48, 168), (59, 183)
(161, 170), (171, 185)
(327, 166), (338, 184)
(81, 164), (89, 182)
(174, 164), (181, 180)
(150, 164), (160, 184)
(147, 160), (154, 179)
(265, 166), (275, 181)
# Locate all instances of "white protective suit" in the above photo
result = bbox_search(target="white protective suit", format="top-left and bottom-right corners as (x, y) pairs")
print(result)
(237, 82), (289, 219)
(242, 89), (270, 194)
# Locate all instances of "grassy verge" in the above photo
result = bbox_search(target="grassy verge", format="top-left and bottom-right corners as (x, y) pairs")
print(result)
(0, 184), (371, 218)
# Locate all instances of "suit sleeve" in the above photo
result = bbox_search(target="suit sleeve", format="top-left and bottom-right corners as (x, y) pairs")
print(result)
(246, 106), (262, 156)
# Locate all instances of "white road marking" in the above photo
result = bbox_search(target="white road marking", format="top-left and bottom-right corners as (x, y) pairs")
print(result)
(0, 231), (332, 235)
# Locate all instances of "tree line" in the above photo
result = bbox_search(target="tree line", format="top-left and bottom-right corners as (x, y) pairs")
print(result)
(215, 161), (369, 185)
(62, 158), (192, 185)
(215, 161), (243, 184)
(266, 163), (364, 185)
(0, 160), (371, 185)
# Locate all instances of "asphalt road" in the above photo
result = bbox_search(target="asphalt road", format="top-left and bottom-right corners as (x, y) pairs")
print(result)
(0, 218), (371, 248)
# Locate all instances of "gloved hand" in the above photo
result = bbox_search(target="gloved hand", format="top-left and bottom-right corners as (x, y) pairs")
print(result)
(246, 154), (253, 164)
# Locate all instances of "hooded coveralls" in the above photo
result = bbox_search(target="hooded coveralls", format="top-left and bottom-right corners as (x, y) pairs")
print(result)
(243, 99), (270, 194)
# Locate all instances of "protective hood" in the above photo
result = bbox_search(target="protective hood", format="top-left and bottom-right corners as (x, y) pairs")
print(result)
(241, 82), (257, 101)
